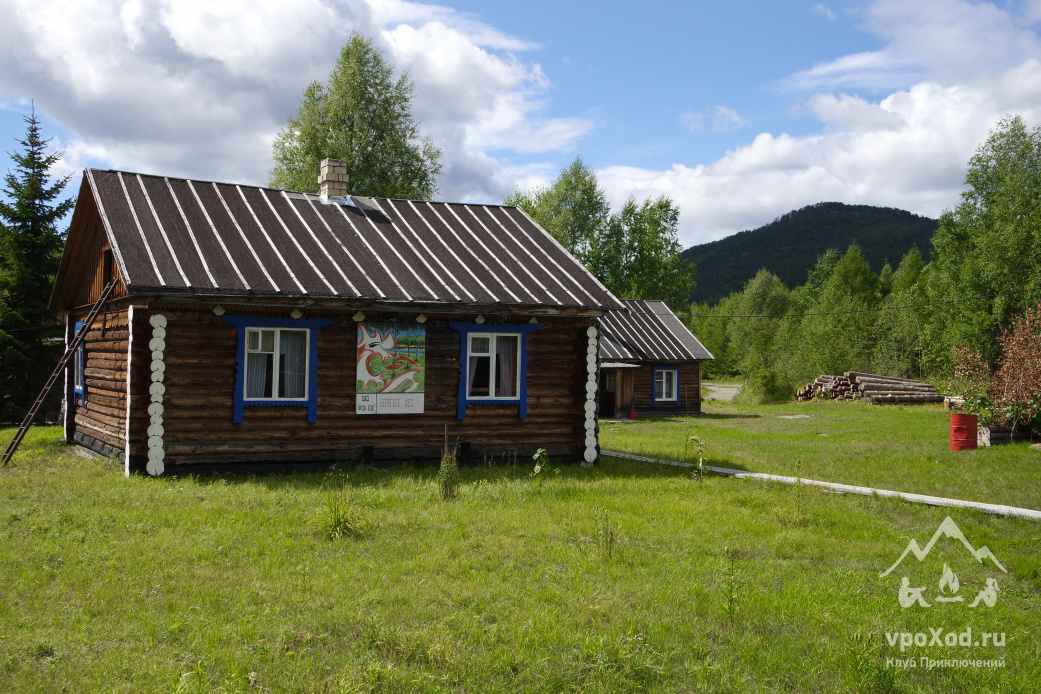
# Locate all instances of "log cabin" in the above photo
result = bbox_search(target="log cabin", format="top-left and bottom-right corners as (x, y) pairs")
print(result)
(597, 299), (713, 418)
(49, 160), (624, 475)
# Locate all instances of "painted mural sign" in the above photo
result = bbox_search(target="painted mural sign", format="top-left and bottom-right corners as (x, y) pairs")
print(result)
(356, 322), (425, 415)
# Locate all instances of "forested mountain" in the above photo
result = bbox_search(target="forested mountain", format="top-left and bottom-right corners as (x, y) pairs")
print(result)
(682, 202), (937, 304)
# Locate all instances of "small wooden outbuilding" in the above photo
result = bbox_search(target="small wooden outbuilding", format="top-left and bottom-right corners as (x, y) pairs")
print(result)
(597, 300), (713, 418)
(50, 162), (624, 475)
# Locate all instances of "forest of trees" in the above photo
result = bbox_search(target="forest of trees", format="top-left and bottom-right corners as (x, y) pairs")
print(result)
(682, 202), (937, 304)
(692, 115), (1041, 406)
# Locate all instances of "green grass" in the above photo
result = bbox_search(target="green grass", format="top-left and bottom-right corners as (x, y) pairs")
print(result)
(0, 426), (1039, 692)
(602, 400), (1041, 511)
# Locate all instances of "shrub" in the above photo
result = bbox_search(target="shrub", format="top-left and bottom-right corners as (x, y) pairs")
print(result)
(949, 300), (1041, 434)
(948, 345), (992, 421)
(990, 301), (1041, 434)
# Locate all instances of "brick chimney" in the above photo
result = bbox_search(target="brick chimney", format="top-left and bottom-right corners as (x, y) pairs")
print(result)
(318, 158), (348, 198)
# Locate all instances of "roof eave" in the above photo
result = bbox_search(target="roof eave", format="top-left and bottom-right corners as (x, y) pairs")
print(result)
(136, 290), (612, 315)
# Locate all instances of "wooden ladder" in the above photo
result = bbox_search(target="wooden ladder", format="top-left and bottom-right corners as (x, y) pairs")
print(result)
(1, 279), (118, 467)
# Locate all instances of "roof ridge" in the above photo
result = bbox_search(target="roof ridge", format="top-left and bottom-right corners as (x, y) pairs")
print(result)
(85, 169), (530, 210)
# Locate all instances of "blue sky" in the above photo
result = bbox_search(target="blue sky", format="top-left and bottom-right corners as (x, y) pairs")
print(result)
(2, 0), (1041, 246)
(445, 1), (878, 166)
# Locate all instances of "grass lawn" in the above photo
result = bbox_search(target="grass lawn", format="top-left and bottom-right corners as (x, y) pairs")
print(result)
(601, 400), (1041, 511)
(1, 424), (1039, 692)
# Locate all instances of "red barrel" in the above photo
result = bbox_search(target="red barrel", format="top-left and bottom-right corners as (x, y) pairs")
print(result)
(628, 410), (638, 420)
(950, 413), (978, 451)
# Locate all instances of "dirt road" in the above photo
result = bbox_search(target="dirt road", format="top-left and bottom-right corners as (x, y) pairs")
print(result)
(702, 382), (742, 402)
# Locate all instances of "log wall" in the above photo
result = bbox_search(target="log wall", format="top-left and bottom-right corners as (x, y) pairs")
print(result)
(70, 308), (130, 456)
(631, 361), (702, 415)
(127, 306), (591, 470)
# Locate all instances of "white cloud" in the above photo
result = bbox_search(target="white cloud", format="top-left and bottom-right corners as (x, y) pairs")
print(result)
(600, 0), (1041, 246)
(499, 161), (557, 196)
(781, 51), (925, 92)
(864, 0), (1041, 81)
(711, 106), (747, 132)
(808, 93), (905, 131)
(1025, 0), (1041, 25)
(0, 0), (588, 202)
(601, 81), (978, 245)
(680, 111), (704, 131)
(812, 3), (837, 21)
(680, 105), (747, 132)
(378, 17), (592, 197)
(602, 78), (1011, 245)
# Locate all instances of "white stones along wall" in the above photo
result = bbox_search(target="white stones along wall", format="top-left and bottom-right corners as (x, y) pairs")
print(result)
(146, 314), (167, 476)
(583, 325), (599, 465)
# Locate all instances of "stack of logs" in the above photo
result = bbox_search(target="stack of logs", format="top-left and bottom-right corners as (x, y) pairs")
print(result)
(797, 372), (944, 404)
(797, 374), (857, 401)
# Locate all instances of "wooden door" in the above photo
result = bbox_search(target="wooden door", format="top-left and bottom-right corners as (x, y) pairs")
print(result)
(599, 370), (617, 417)
(616, 370), (634, 418)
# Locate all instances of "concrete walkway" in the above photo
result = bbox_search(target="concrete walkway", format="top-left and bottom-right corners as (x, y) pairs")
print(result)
(602, 450), (1041, 521)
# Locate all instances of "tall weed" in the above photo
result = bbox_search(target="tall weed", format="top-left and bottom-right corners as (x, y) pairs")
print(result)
(685, 428), (706, 481)
(309, 476), (368, 540)
(438, 443), (460, 501)
(593, 506), (620, 561)
(718, 547), (743, 627)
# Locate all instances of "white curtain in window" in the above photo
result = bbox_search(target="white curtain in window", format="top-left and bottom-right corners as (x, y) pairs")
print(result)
(656, 371), (676, 401)
(246, 352), (271, 398)
(496, 336), (517, 397)
(279, 330), (307, 398)
(467, 354), (480, 395)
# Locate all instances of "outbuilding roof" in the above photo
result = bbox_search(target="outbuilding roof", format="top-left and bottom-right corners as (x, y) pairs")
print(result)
(599, 299), (714, 362)
(54, 168), (624, 311)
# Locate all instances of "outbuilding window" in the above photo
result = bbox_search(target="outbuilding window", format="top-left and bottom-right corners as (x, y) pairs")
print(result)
(653, 368), (679, 404)
(223, 315), (332, 423)
(450, 321), (539, 420)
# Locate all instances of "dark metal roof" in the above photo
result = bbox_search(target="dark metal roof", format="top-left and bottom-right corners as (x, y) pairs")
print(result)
(81, 168), (624, 310)
(599, 299), (714, 362)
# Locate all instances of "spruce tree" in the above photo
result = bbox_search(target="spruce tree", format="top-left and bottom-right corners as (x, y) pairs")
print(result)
(0, 107), (74, 422)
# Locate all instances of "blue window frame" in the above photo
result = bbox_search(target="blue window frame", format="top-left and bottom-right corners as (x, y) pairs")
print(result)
(652, 367), (679, 406)
(449, 322), (538, 420)
(223, 315), (332, 423)
(73, 319), (86, 406)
